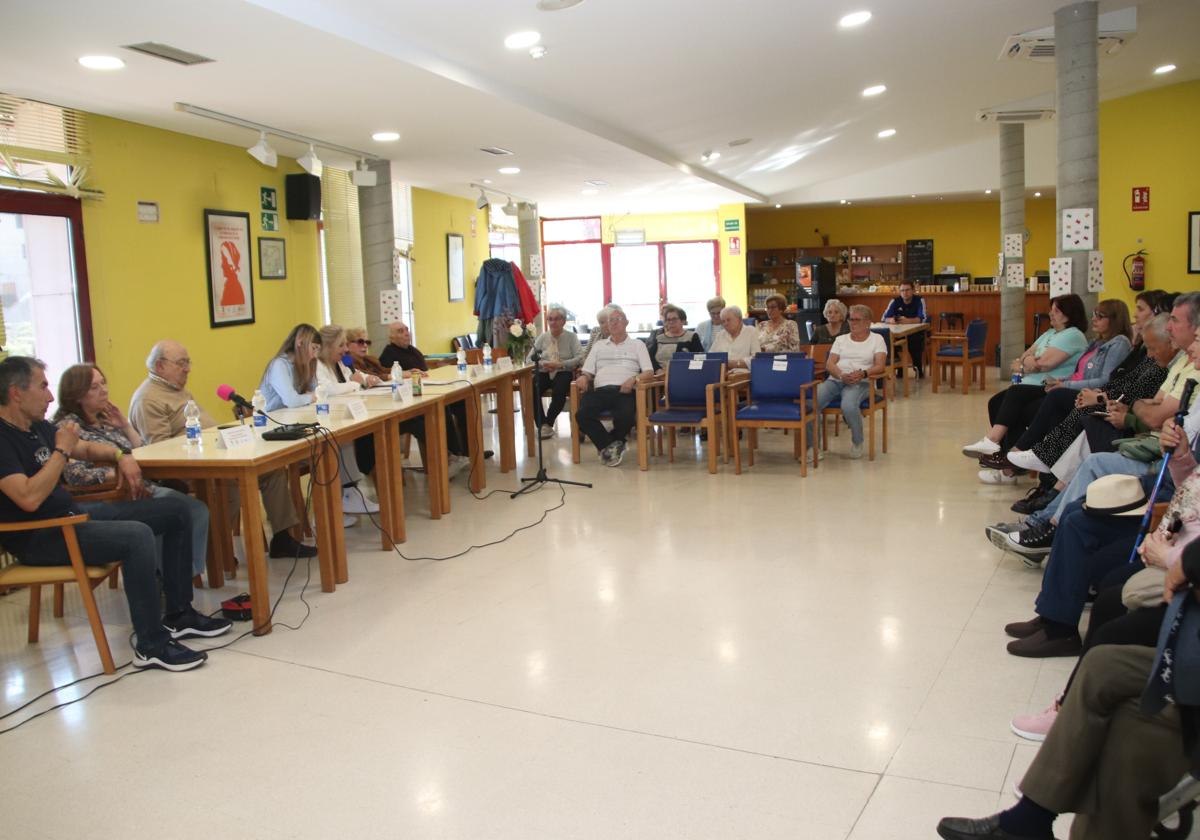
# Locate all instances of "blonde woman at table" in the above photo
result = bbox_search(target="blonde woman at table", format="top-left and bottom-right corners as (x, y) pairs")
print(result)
(316, 324), (381, 518)
(756, 294), (801, 353)
(812, 299), (850, 345)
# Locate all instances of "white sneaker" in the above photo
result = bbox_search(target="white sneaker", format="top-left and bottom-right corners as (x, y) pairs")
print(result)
(978, 469), (1018, 485)
(342, 487), (379, 514)
(447, 454), (470, 478)
(848, 442), (864, 459)
(539, 424), (555, 440)
(962, 437), (1001, 458)
(1007, 449), (1051, 473)
(343, 514), (357, 528)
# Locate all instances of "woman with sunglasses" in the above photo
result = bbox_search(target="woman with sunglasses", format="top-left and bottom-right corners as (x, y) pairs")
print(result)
(344, 327), (391, 379)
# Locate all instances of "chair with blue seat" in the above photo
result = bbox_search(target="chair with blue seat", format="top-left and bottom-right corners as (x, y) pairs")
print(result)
(569, 373), (665, 464)
(931, 318), (988, 394)
(819, 372), (889, 461)
(871, 327), (910, 400)
(732, 356), (819, 476)
(635, 358), (726, 473)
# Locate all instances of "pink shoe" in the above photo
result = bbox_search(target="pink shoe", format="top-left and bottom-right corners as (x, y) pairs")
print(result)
(1011, 704), (1058, 742)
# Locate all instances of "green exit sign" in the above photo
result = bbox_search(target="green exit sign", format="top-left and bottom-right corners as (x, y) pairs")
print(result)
(724, 219), (740, 232)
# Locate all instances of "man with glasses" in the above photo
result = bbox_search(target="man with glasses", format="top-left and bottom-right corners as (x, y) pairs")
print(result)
(814, 304), (888, 459)
(576, 305), (654, 466)
(129, 340), (314, 559)
(882, 281), (929, 378)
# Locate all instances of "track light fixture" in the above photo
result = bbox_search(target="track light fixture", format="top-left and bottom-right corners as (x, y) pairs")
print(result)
(476, 188), (490, 210)
(297, 144), (323, 177)
(502, 196), (519, 215)
(351, 159), (378, 187)
(247, 131), (277, 167)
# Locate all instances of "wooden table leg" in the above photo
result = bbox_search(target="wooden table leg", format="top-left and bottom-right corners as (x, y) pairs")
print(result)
(373, 422), (403, 548)
(313, 440), (348, 587)
(425, 405), (445, 519)
(518, 370), (536, 456)
(237, 470), (272, 635)
(496, 379), (516, 473)
(310, 448), (338, 593)
(465, 392), (486, 493)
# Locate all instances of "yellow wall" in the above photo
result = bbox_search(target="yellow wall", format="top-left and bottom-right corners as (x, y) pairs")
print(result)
(747, 199), (1056, 279)
(1099, 80), (1200, 309)
(81, 115), (322, 414)
(410, 187), (490, 354)
(599, 204), (748, 309)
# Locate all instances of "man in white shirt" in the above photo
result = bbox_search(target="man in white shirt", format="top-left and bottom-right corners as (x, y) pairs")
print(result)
(709, 305), (761, 368)
(815, 304), (887, 459)
(577, 305), (655, 466)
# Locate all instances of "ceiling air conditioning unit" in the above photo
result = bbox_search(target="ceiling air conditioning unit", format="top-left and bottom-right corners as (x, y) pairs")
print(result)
(999, 7), (1135, 62)
(977, 108), (1055, 124)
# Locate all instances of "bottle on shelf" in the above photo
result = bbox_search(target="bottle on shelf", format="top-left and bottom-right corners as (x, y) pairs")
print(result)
(184, 400), (202, 448)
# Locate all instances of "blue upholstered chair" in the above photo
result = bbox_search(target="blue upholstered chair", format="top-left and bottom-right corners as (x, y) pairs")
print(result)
(635, 358), (726, 473)
(732, 356), (819, 476)
(673, 352), (729, 363)
(931, 318), (988, 394)
(872, 326), (911, 400)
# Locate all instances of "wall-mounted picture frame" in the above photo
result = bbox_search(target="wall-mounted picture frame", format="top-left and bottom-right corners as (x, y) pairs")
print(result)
(447, 232), (465, 301)
(204, 209), (255, 328)
(258, 236), (287, 279)
(1189, 211), (1200, 275)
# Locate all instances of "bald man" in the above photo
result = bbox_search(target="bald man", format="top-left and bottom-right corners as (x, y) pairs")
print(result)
(129, 340), (315, 559)
(377, 322), (426, 372)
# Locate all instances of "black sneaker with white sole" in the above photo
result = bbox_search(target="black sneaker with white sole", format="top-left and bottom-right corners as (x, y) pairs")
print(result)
(1007, 521), (1056, 557)
(163, 606), (233, 640)
(133, 640), (208, 672)
(985, 522), (1023, 550)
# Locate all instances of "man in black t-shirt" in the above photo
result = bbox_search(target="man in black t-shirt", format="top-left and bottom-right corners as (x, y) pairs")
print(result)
(0, 357), (229, 671)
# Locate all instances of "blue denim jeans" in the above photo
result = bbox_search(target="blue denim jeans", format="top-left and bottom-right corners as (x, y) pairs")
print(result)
(14, 495), (195, 652)
(815, 378), (870, 445)
(1030, 451), (1159, 527)
(149, 485), (209, 576)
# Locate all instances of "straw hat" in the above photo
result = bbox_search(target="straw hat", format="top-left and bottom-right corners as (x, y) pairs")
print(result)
(1082, 474), (1150, 517)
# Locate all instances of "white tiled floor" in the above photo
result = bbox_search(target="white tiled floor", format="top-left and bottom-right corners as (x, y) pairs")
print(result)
(0, 377), (1115, 838)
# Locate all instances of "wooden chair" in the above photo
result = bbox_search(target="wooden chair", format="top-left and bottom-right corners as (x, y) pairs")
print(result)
(872, 327), (909, 400)
(0, 513), (124, 674)
(931, 318), (989, 394)
(569, 374), (664, 463)
(731, 356), (819, 477)
(939, 312), (965, 333)
(820, 372), (889, 461)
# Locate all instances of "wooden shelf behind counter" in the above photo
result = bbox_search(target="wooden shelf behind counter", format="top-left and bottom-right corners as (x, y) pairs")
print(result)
(835, 290), (1050, 364)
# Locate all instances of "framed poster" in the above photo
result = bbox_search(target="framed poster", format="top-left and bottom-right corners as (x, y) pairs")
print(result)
(1190, 212), (1200, 275)
(258, 236), (287, 279)
(204, 210), (255, 327)
(447, 233), (465, 301)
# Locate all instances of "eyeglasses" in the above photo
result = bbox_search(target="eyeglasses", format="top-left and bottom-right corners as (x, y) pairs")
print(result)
(351, 339), (371, 346)
(165, 357), (191, 369)
(1092, 310), (1110, 319)
(848, 316), (867, 322)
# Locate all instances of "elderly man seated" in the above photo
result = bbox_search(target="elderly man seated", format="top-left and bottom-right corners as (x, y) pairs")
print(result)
(128, 339), (315, 559)
(531, 305), (585, 439)
(813, 304), (887, 459)
(709, 305), (761, 368)
(0, 357), (229, 671)
(575, 305), (654, 467)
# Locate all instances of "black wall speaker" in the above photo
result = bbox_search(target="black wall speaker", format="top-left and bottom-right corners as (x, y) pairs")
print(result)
(285, 173), (321, 220)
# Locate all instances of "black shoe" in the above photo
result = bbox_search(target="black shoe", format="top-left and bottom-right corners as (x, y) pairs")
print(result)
(163, 606), (233, 640)
(1007, 521), (1056, 557)
(269, 531), (318, 559)
(1010, 487), (1043, 515)
(484, 449), (494, 459)
(937, 814), (1045, 840)
(1004, 616), (1045, 639)
(133, 639), (207, 672)
(985, 522), (1023, 550)
(1006, 628), (1083, 658)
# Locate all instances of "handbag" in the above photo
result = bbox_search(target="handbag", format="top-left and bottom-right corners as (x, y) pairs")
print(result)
(1122, 567), (1167, 610)
(1115, 432), (1163, 463)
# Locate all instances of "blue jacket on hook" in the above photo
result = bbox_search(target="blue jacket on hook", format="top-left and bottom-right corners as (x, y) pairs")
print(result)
(474, 258), (519, 321)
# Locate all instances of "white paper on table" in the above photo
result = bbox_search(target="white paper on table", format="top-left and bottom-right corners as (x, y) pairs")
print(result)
(1087, 251), (1104, 293)
(380, 289), (403, 324)
(497, 356), (514, 372)
(1006, 262), (1025, 288)
(1049, 257), (1073, 297)
(346, 398), (368, 421)
(1062, 208), (1094, 251)
(1004, 233), (1024, 259)
(217, 424), (255, 450)
(396, 380), (414, 402)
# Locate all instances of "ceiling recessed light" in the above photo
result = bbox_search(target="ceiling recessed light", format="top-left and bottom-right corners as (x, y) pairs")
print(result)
(78, 55), (125, 70)
(1034, 191), (1042, 197)
(581, 188), (599, 196)
(984, 189), (992, 194)
(910, 194), (917, 199)
(585, 179), (608, 187)
(774, 203), (782, 209)
(838, 10), (872, 28)
(537, 0), (584, 9)
(372, 131), (401, 142)
(700, 150), (721, 162)
(482, 178), (493, 184)
(504, 31), (541, 50)
(498, 166), (521, 175)
(839, 199), (848, 204)
(862, 84), (887, 97)
(877, 128), (896, 138)
(529, 45), (547, 59)
(729, 137), (752, 147)
(1154, 64), (1177, 75)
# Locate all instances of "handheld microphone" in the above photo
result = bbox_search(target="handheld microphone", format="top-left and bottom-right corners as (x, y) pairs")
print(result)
(1176, 378), (1197, 426)
(216, 384), (254, 411)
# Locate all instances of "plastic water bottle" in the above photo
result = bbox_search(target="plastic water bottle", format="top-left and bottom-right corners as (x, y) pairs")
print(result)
(391, 362), (403, 401)
(1012, 362), (1024, 385)
(482, 343), (493, 370)
(456, 349), (467, 374)
(251, 390), (267, 435)
(315, 383), (330, 424)
(184, 400), (202, 447)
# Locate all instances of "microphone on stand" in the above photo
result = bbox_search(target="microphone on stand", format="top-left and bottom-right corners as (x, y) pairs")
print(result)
(216, 384), (254, 412)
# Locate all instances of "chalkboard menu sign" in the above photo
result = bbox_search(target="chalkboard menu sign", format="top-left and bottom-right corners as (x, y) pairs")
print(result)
(905, 239), (934, 282)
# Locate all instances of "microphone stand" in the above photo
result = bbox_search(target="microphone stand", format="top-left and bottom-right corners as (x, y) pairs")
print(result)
(1127, 379), (1197, 563)
(512, 353), (592, 499)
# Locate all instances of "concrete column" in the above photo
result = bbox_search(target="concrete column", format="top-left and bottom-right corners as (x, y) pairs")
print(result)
(516, 202), (542, 326)
(1055, 1), (1099, 310)
(999, 122), (1027, 366)
(357, 160), (398, 348)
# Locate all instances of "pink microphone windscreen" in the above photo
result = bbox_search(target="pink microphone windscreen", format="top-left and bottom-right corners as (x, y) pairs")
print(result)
(216, 384), (236, 401)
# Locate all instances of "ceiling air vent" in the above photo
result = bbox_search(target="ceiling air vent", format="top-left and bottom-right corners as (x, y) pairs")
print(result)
(479, 146), (513, 156)
(122, 42), (214, 66)
(977, 108), (1055, 123)
(998, 6), (1135, 62)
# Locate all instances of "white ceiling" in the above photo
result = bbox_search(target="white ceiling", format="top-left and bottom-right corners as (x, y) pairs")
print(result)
(1, 0), (1196, 215)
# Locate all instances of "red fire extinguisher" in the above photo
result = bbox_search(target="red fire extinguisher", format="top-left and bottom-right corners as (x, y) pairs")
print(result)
(1124, 250), (1147, 291)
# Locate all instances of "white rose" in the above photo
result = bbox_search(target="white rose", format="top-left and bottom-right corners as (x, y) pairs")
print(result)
(509, 323), (524, 337)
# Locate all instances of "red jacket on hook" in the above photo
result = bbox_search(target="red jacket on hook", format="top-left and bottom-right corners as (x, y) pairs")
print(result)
(511, 262), (540, 324)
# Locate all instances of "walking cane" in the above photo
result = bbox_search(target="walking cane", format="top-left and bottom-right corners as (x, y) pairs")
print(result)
(1128, 377), (1197, 563)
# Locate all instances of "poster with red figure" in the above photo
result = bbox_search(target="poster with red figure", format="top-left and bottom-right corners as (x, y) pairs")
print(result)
(204, 210), (255, 327)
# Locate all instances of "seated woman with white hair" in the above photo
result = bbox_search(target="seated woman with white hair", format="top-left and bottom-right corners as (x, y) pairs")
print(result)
(709, 305), (761, 369)
(315, 323), (381, 520)
(814, 304), (888, 459)
(812, 299), (850, 344)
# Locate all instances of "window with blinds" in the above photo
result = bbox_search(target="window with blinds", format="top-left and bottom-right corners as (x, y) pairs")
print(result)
(0, 93), (90, 191)
(320, 167), (366, 329)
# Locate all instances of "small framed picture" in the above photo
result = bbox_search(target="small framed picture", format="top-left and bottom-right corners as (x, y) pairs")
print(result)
(1189, 211), (1200, 274)
(259, 237), (287, 279)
